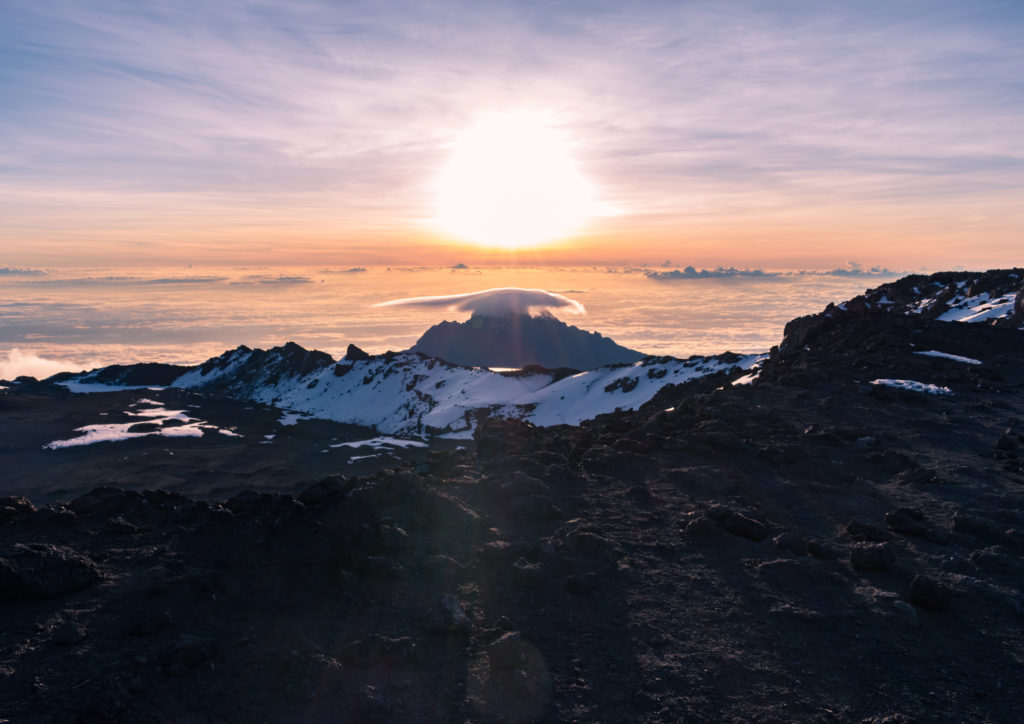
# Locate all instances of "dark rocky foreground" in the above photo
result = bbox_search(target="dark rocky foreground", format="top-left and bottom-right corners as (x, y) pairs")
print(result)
(3, 296), (1024, 721)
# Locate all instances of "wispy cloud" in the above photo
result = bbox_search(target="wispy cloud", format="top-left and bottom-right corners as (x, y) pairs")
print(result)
(0, 267), (47, 276)
(229, 275), (314, 285)
(1, 1), (1022, 266)
(647, 266), (776, 280)
(376, 287), (585, 316)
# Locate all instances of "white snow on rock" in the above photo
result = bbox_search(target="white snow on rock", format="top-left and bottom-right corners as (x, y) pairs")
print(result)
(163, 349), (761, 436)
(44, 399), (241, 449)
(913, 350), (983, 365)
(870, 379), (953, 395)
(278, 411), (312, 426)
(731, 371), (760, 386)
(936, 292), (1017, 323)
(331, 436), (428, 450)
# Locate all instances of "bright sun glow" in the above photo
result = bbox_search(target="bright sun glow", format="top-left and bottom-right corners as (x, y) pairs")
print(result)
(435, 111), (599, 249)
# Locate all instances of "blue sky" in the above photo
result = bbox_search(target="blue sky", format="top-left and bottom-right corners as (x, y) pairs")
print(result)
(1, 0), (1022, 267)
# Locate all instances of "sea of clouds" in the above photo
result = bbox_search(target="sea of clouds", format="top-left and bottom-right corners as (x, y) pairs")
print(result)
(0, 265), (906, 379)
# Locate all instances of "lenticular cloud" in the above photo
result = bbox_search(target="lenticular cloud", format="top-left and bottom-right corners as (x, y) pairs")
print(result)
(375, 288), (585, 317)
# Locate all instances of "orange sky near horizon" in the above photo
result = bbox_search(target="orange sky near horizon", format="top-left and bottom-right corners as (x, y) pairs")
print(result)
(2, 2), (1022, 273)
(3, 192), (1019, 271)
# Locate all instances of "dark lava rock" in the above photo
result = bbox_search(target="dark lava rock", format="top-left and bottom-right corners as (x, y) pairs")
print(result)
(163, 636), (216, 677)
(626, 485), (654, 503)
(341, 636), (384, 668)
(564, 572), (600, 594)
(850, 542), (896, 572)
(408, 489), (485, 538)
(479, 540), (535, 561)
(847, 520), (891, 542)
(886, 509), (929, 537)
(708, 508), (768, 541)
(475, 417), (536, 462)
(996, 431), (1018, 451)
(225, 490), (303, 517)
(30, 506), (78, 528)
(381, 636), (417, 666)
(487, 631), (535, 670)
(481, 471), (546, 499)
(356, 684), (392, 720)
(126, 609), (175, 637)
(298, 476), (353, 507)
(275, 650), (346, 701)
(559, 529), (617, 574)
(510, 557), (545, 589)
(681, 514), (723, 541)
(910, 575), (953, 612)
(511, 494), (560, 520)
(344, 343), (370, 361)
(424, 593), (470, 633)
(953, 512), (1009, 543)
(0, 496), (36, 523)
(0, 543), (102, 599)
(69, 486), (143, 517)
(127, 421), (161, 433)
(107, 516), (142, 535)
(52, 620), (88, 645)
(772, 532), (809, 556)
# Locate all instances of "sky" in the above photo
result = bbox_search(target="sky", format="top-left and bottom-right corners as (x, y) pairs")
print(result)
(2, 0), (1023, 269)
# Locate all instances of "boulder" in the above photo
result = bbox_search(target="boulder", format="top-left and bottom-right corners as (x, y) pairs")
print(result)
(0, 496), (36, 523)
(511, 495), (560, 520)
(910, 575), (952, 612)
(487, 631), (535, 670)
(69, 486), (143, 517)
(708, 508), (768, 541)
(851, 542), (896, 572)
(0, 543), (102, 599)
(52, 620), (89, 645)
(886, 509), (928, 537)
(424, 594), (470, 633)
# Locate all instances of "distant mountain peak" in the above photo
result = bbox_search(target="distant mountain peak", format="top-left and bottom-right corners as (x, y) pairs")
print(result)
(410, 312), (644, 370)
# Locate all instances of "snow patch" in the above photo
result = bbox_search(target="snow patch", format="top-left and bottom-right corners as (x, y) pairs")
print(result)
(870, 379), (953, 395)
(732, 371), (760, 386)
(44, 402), (241, 448)
(914, 350), (982, 365)
(937, 292), (1016, 323)
(278, 411), (311, 426)
(331, 436), (428, 450)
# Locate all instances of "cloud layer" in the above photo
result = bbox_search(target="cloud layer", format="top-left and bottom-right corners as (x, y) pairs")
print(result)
(646, 264), (902, 281)
(375, 288), (585, 317)
(0, 349), (84, 380)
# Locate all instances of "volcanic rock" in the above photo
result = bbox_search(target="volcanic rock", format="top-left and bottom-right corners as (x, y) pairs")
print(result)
(910, 575), (953, 612)
(0, 543), (102, 599)
(851, 542), (896, 572)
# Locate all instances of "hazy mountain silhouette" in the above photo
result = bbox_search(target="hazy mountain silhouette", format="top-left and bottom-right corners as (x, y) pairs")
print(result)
(410, 311), (645, 369)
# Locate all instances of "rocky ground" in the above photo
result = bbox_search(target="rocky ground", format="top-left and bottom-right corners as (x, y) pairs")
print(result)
(2, 294), (1023, 722)
(0, 386), (454, 504)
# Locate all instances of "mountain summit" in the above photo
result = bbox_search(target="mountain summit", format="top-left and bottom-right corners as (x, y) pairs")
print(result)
(409, 311), (645, 369)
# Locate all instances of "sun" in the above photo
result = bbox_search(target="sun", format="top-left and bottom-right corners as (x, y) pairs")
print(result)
(435, 111), (599, 250)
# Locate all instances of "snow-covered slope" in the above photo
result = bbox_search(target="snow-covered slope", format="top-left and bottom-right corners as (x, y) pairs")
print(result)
(844, 268), (1023, 327)
(165, 345), (760, 437)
